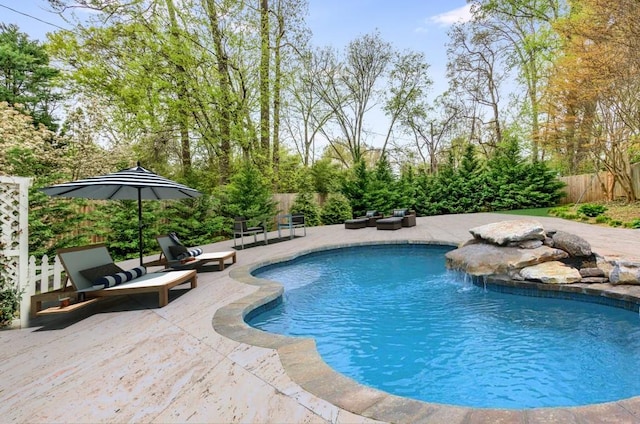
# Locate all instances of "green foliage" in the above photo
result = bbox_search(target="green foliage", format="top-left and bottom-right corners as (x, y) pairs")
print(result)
(270, 148), (302, 193)
(341, 159), (368, 217)
(363, 156), (398, 215)
(484, 137), (565, 211)
(0, 232), (22, 328)
(549, 205), (570, 216)
(396, 165), (418, 212)
(625, 219), (640, 229)
(577, 203), (607, 217)
(220, 162), (277, 229)
(413, 172), (438, 216)
(92, 200), (161, 262)
(0, 24), (61, 131)
(0, 277), (20, 328)
(320, 193), (352, 225)
(549, 205), (579, 220)
(290, 192), (321, 227)
(595, 215), (610, 224)
(311, 158), (342, 195)
(412, 138), (565, 216)
(158, 196), (227, 247)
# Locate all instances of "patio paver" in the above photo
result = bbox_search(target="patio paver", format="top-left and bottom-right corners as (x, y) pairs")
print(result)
(2, 213), (640, 423)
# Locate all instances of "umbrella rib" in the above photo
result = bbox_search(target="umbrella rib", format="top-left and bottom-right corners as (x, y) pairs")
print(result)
(107, 186), (125, 200)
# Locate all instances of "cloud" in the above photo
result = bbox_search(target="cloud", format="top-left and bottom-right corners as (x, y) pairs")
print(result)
(428, 4), (473, 27)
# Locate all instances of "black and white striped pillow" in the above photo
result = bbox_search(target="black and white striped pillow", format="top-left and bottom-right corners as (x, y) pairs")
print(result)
(92, 266), (147, 289)
(176, 248), (203, 260)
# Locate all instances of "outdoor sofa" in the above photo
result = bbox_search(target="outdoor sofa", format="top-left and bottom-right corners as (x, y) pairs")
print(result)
(344, 210), (384, 229)
(375, 209), (416, 230)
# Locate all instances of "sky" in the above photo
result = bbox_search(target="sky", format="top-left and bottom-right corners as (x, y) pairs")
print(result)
(306, 0), (472, 95)
(1, 0), (472, 147)
(1, 0), (471, 93)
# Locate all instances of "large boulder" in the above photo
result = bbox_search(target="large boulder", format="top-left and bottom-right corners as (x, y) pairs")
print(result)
(469, 220), (545, 246)
(552, 231), (592, 257)
(520, 261), (582, 284)
(610, 260), (640, 285)
(445, 244), (569, 276)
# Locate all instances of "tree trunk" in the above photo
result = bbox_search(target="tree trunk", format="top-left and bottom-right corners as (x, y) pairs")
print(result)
(259, 0), (271, 169)
(272, 3), (284, 188)
(204, 0), (232, 183)
(165, 0), (192, 174)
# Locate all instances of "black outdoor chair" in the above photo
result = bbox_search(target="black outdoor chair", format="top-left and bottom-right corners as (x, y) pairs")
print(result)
(233, 216), (268, 249)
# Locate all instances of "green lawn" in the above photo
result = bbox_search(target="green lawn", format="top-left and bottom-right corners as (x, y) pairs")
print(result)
(492, 207), (553, 217)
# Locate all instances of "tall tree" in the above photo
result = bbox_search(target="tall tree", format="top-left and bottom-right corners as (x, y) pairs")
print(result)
(283, 49), (332, 166)
(314, 31), (392, 165)
(0, 24), (60, 131)
(165, 0), (192, 173)
(545, 0), (640, 200)
(469, 0), (565, 159)
(447, 22), (508, 149)
(259, 0), (271, 167)
(382, 51), (433, 157)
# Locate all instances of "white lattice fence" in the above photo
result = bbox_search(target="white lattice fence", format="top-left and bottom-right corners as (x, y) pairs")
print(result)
(0, 175), (31, 328)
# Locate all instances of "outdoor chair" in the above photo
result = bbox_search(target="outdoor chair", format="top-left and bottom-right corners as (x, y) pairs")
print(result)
(375, 209), (415, 230)
(375, 216), (403, 230)
(360, 210), (384, 227)
(31, 244), (197, 316)
(400, 210), (417, 227)
(344, 217), (368, 229)
(154, 234), (236, 271)
(277, 213), (306, 239)
(233, 216), (268, 249)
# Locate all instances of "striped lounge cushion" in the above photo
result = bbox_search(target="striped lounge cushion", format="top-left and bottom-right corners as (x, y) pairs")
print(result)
(92, 266), (147, 289)
(169, 245), (204, 260)
(177, 247), (203, 260)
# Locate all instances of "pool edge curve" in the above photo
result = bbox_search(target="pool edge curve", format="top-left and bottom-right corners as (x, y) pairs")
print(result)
(214, 240), (640, 424)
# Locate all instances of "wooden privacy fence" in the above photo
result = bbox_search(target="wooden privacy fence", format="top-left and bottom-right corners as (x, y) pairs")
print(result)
(273, 193), (324, 215)
(66, 194), (321, 243)
(558, 163), (640, 204)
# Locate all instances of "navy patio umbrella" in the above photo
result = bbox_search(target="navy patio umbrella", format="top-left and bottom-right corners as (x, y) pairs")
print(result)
(42, 162), (202, 265)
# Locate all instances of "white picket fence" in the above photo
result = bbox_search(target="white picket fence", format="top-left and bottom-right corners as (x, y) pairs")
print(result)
(16, 254), (68, 327)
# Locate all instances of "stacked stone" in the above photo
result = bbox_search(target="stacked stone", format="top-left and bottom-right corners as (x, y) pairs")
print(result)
(445, 219), (638, 285)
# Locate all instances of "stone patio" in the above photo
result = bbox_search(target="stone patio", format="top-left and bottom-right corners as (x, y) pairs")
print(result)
(2, 213), (640, 423)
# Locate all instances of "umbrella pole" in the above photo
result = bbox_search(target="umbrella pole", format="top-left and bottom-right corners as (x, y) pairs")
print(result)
(138, 188), (144, 266)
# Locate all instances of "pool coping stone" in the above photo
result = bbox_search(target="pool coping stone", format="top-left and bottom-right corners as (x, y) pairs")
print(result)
(5, 213), (640, 423)
(216, 239), (640, 424)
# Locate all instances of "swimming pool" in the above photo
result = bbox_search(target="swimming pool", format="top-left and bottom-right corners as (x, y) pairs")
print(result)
(247, 244), (640, 409)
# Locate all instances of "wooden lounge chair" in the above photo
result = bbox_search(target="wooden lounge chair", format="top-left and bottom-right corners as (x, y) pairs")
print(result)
(31, 244), (197, 316)
(154, 234), (236, 271)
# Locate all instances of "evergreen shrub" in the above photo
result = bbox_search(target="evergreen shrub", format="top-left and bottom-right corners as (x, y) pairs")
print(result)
(577, 203), (607, 217)
(320, 193), (352, 225)
(290, 192), (321, 226)
(0, 235), (21, 328)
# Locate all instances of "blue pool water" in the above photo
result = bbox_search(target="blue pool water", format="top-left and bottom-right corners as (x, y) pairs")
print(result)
(247, 244), (640, 409)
